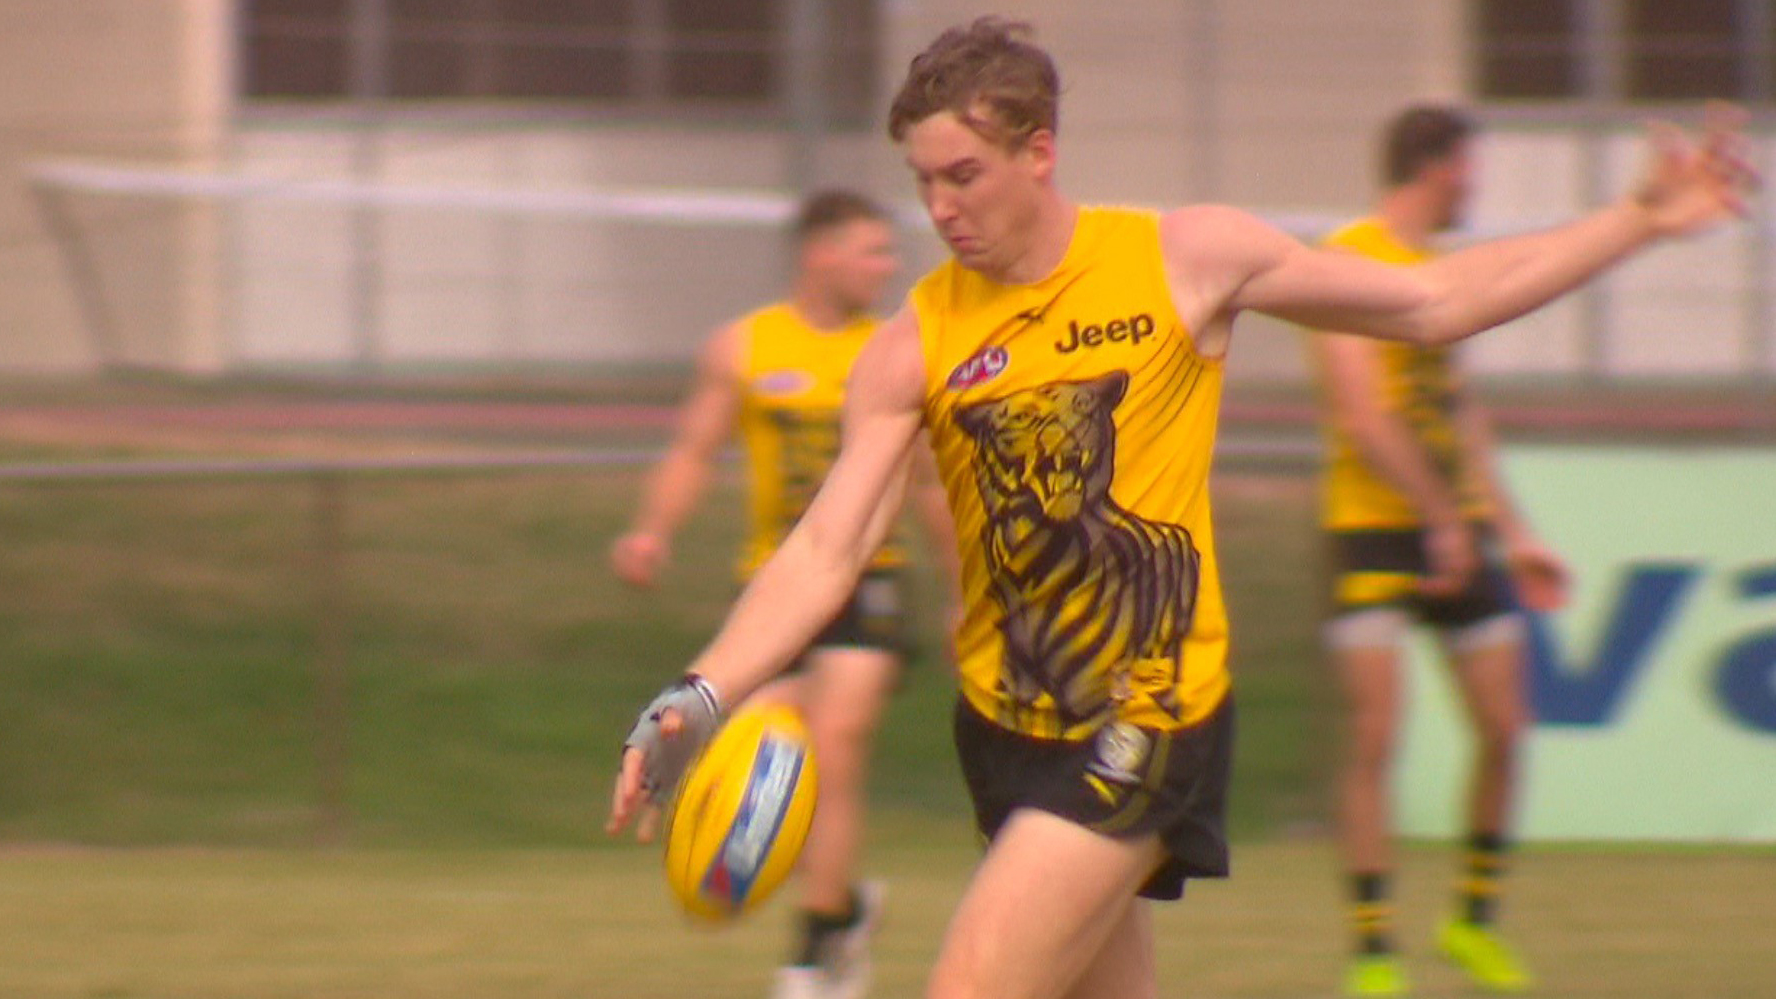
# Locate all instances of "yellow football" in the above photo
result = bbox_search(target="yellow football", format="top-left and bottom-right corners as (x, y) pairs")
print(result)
(662, 701), (819, 922)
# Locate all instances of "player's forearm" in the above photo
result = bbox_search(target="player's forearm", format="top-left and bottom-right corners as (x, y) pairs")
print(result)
(688, 457), (909, 705)
(1344, 411), (1464, 526)
(1457, 404), (1533, 544)
(686, 522), (866, 708)
(1418, 199), (1658, 345)
(630, 446), (716, 541)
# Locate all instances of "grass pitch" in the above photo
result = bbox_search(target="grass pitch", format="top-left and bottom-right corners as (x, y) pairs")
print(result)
(2, 829), (1772, 998)
(3, 381), (1771, 997)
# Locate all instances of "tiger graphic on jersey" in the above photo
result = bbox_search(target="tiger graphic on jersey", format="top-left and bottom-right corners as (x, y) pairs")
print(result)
(954, 369), (1202, 730)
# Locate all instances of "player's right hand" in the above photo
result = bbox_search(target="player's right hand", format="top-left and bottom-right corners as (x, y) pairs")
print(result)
(606, 674), (723, 841)
(611, 531), (669, 588)
(1421, 519), (1478, 598)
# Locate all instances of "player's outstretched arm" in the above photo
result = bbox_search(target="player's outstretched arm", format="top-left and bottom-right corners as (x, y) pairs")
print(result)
(1166, 105), (1756, 346)
(607, 307), (928, 838)
(610, 322), (743, 588)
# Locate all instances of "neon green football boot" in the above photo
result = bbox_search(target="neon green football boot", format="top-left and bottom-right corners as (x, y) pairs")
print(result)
(1343, 954), (1410, 996)
(1438, 918), (1534, 992)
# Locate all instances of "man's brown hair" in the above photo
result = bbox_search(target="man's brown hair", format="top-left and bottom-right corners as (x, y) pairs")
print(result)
(1382, 105), (1475, 186)
(792, 189), (887, 243)
(887, 16), (1059, 148)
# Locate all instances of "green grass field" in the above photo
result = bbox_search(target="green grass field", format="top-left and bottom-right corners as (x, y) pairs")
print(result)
(4, 831), (1773, 998)
(2, 382), (1772, 997)
(0, 455), (1331, 846)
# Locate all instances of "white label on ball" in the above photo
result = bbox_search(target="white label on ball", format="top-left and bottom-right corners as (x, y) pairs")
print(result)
(704, 734), (803, 905)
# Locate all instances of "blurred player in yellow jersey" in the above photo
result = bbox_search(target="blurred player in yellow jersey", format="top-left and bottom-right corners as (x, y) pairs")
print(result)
(610, 17), (1752, 999)
(611, 190), (958, 999)
(1312, 106), (1571, 996)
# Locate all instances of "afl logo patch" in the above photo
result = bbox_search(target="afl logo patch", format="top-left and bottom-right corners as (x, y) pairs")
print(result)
(946, 346), (1008, 390)
(754, 370), (813, 395)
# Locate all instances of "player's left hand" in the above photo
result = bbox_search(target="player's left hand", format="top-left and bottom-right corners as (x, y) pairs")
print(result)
(1505, 536), (1570, 613)
(1632, 102), (1760, 238)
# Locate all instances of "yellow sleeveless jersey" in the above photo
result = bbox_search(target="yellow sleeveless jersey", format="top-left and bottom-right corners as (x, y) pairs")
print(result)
(914, 206), (1229, 740)
(1316, 218), (1491, 531)
(736, 302), (904, 578)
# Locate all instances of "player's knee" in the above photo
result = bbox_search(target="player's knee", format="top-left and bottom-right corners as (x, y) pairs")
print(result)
(1474, 712), (1525, 768)
(806, 719), (880, 787)
(1474, 702), (1529, 762)
(806, 704), (882, 750)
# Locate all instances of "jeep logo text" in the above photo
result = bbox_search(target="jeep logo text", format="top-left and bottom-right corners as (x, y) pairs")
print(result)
(1053, 313), (1155, 354)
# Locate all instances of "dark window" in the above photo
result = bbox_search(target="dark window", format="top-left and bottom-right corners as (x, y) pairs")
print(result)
(1473, 0), (1581, 99)
(241, 0), (352, 97)
(1624, 0), (1741, 100)
(239, 0), (876, 122)
(1474, 0), (1776, 102)
(664, 0), (774, 102)
(826, 0), (879, 127)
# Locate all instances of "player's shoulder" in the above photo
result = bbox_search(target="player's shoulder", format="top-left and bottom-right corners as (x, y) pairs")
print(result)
(701, 311), (760, 378)
(1158, 202), (1272, 237)
(1156, 203), (1304, 280)
(844, 301), (929, 412)
(871, 300), (925, 359)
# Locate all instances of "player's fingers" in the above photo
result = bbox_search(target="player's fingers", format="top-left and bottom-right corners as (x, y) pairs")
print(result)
(605, 748), (646, 835)
(1702, 137), (1760, 211)
(1703, 100), (1749, 146)
(1432, 551), (1477, 596)
(610, 540), (642, 583)
(1540, 560), (1573, 607)
(611, 536), (666, 589)
(636, 804), (661, 844)
(1516, 567), (1566, 613)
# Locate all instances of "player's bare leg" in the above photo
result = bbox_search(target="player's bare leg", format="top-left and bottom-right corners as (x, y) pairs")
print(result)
(1439, 622), (1533, 992)
(1057, 893), (1157, 999)
(1446, 624), (1528, 851)
(775, 647), (898, 999)
(1331, 612), (1410, 996)
(1337, 641), (1405, 876)
(926, 809), (1165, 999)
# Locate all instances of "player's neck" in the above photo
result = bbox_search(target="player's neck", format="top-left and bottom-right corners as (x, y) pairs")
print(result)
(1376, 188), (1446, 251)
(983, 192), (1077, 286)
(788, 283), (860, 332)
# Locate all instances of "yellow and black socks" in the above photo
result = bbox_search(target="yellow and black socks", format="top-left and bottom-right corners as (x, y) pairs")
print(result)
(1458, 831), (1507, 926)
(1349, 871), (1396, 955)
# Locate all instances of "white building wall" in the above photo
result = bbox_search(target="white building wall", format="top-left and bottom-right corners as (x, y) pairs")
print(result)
(0, 0), (228, 373)
(8, 0), (1770, 381)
